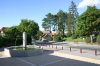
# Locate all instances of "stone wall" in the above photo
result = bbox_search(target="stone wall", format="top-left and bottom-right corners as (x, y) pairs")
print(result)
(4, 48), (43, 57)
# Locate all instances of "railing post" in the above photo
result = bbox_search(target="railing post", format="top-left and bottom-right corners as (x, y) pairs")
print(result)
(95, 49), (97, 56)
(70, 47), (71, 52)
(39, 44), (41, 48)
(80, 48), (82, 53)
(42, 47), (43, 50)
(62, 46), (63, 50)
(51, 44), (53, 48)
(56, 45), (57, 49)
(46, 44), (47, 47)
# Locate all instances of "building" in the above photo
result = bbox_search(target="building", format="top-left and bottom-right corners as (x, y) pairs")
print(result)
(42, 30), (58, 41)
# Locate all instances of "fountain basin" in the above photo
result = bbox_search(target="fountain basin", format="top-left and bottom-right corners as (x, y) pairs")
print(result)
(4, 47), (43, 57)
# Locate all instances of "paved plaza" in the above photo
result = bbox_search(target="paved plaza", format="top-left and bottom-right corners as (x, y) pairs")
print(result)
(0, 53), (100, 66)
(0, 42), (100, 66)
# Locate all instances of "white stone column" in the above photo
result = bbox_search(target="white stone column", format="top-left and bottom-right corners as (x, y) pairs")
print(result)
(23, 32), (27, 48)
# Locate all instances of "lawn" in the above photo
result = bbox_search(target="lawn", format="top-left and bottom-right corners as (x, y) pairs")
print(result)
(64, 37), (85, 42)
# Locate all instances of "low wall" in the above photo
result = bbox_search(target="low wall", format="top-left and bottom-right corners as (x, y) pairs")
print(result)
(4, 48), (43, 57)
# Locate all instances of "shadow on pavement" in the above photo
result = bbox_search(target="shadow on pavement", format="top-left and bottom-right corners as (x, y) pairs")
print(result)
(0, 52), (100, 66)
(0, 48), (4, 52)
(43, 50), (54, 55)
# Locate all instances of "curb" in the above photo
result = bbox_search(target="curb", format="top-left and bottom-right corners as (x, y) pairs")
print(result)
(51, 51), (100, 65)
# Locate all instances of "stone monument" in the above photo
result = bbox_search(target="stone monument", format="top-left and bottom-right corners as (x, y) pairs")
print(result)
(23, 32), (27, 49)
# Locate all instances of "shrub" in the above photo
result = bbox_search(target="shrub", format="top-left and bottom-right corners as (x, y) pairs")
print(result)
(92, 36), (96, 42)
(53, 35), (62, 42)
(0, 36), (23, 48)
(66, 32), (72, 37)
(71, 35), (77, 39)
(85, 37), (91, 43)
(97, 35), (100, 44)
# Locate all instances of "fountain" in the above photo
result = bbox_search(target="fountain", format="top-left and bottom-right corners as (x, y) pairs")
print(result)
(3, 32), (43, 57)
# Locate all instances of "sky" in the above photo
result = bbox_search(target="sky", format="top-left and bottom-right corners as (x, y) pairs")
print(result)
(0, 0), (100, 30)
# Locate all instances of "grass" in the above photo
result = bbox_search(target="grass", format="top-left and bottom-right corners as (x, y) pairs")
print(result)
(15, 47), (35, 50)
(64, 37), (85, 42)
(64, 37), (100, 45)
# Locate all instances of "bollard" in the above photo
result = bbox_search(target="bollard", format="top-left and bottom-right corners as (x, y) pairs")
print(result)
(95, 49), (97, 56)
(49, 44), (50, 47)
(62, 46), (63, 50)
(80, 48), (82, 53)
(39, 46), (40, 48)
(42, 47), (43, 50)
(39, 45), (41, 48)
(70, 47), (71, 52)
(46, 44), (47, 47)
(52, 45), (53, 48)
(56, 45), (57, 49)
(47, 44), (48, 47)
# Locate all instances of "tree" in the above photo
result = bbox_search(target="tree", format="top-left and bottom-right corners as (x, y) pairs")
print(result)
(4, 26), (20, 38)
(52, 15), (58, 31)
(42, 13), (54, 31)
(3, 26), (21, 46)
(68, 1), (78, 34)
(0, 19), (39, 47)
(57, 10), (66, 37)
(42, 10), (67, 38)
(34, 31), (43, 40)
(18, 19), (39, 37)
(66, 13), (73, 34)
(18, 19), (39, 44)
(42, 18), (50, 31)
(76, 6), (100, 36)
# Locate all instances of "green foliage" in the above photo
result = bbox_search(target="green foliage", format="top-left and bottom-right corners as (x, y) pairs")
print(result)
(0, 19), (39, 47)
(76, 6), (100, 36)
(65, 37), (85, 42)
(97, 35), (100, 44)
(0, 36), (17, 47)
(42, 13), (54, 31)
(34, 31), (43, 40)
(53, 35), (63, 42)
(4, 26), (21, 38)
(68, 1), (78, 34)
(18, 19), (39, 37)
(17, 19), (39, 44)
(67, 13), (73, 34)
(57, 10), (67, 37)
(42, 1), (79, 38)
(85, 37), (91, 43)
(71, 34), (77, 39)
(66, 32), (72, 37)
(42, 10), (67, 38)
(16, 47), (35, 50)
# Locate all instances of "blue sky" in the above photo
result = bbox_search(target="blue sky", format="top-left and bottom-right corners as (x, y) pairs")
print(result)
(0, 0), (100, 30)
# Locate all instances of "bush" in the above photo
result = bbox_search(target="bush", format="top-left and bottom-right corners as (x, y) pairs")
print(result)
(66, 32), (72, 37)
(93, 36), (96, 42)
(0, 36), (23, 48)
(71, 35), (77, 39)
(53, 35), (62, 42)
(85, 37), (91, 43)
(97, 35), (100, 44)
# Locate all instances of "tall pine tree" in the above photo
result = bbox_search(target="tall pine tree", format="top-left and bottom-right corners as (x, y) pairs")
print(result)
(68, 1), (78, 34)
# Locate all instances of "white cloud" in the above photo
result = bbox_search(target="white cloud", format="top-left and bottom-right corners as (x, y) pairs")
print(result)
(78, 0), (100, 8)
